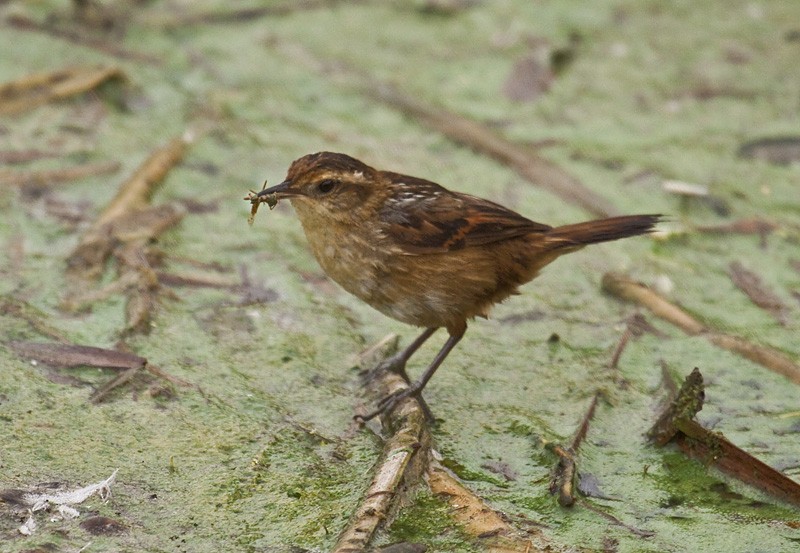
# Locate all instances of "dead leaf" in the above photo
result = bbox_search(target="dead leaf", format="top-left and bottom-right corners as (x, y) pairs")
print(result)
(738, 137), (800, 166)
(502, 55), (553, 103)
(8, 341), (145, 370)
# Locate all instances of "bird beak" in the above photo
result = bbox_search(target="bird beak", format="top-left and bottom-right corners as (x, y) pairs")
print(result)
(257, 179), (297, 199)
(245, 179), (302, 219)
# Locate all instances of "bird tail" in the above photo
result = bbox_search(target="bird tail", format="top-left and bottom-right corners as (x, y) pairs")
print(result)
(544, 214), (661, 249)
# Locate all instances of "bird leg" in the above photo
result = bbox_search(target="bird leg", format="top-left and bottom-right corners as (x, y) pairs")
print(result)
(357, 328), (465, 423)
(361, 327), (437, 421)
(377, 327), (438, 383)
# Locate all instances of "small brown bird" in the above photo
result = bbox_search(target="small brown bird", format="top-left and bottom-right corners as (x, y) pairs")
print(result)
(248, 152), (659, 421)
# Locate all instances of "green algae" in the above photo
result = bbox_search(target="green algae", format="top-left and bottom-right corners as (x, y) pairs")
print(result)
(1, 1), (799, 552)
(383, 491), (477, 552)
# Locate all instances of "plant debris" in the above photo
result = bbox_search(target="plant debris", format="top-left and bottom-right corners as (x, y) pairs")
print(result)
(728, 261), (790, 325)
(332, 335), (431, 553)
(738, 137), (800, 166)
(649, 368), (800, 508)
(331, 335), (560, 552)
(0, 160), (121, 191)
(548, 394), (599, 507)
(0, 296), (70, 342)
(662, 180), (730, 216)
(0, 65), (127, 116)
(79, 515), (126, 536)
(609, 313), (664, 371)
(546, 317), (645, 507)
(648, 368), (705, 446)
(694, 218), (778, 248)
(64, 135), (190, 336)
(142, 0), (365, 28)
(6, 341), (188, 403)
(602, 272), (800, 384)
(428, 458), (543, 552)
(8, 341), (146, 370)
(7, 14), (161, 64)
(502, 53), (554, 103)
(1, 469), (118, 536)
(0, 149), (61, 164)
(694, 218), (778, 236)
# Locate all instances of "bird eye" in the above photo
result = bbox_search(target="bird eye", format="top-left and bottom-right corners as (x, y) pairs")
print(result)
(316, 179), (337, 194)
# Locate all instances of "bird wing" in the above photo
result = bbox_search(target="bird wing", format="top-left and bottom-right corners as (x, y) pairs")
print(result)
(378, 173), (552, 254)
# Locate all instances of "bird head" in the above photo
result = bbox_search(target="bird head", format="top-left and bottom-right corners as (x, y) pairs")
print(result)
(255, 152), (384, 224)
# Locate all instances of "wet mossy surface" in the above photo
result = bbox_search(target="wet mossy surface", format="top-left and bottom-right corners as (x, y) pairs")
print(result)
(1, 1), (800, 552)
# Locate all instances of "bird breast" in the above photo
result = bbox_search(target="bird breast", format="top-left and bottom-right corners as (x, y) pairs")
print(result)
(292, 202), (390, 304)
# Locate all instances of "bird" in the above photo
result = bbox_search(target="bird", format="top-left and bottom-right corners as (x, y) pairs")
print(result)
(247, 152), (659, 421)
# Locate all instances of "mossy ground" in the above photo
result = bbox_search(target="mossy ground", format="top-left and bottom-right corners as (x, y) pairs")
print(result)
(1, 1), (799, 552)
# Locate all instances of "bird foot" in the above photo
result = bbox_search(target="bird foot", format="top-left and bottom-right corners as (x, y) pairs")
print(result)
(355, 385), (431, 423)
(376, 352), (411, 380)
(362, 352), (412, 386)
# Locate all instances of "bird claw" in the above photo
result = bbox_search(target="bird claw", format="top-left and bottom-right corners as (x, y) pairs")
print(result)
(362, 354), (413, 390)
(354, 387), (416, 423)
(369, 352), (405, 378)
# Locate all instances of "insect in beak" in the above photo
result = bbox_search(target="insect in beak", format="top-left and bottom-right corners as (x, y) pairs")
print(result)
(245, 180), (298, 225)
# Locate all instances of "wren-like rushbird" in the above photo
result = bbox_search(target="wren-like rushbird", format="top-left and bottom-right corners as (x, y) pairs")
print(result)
(248, 152), (659, 421)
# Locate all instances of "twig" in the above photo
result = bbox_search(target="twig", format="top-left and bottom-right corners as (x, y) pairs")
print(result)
(705, 333), (800, 384)
(608, 313), (661, 370)
(0, 296), (70, 342)
(116, 239), (163, 336)
(144, 363), (193, 388)
(332, 335), (432, 553)
(694, 218), (778, 248)
(548, 444), (577, 508)
(659, 361), (679, 399)
(728, 261), (790, 326)
(649, 368), (800, 508)
(674, 421), (800, 508)
(95, 135), (189, 229)
(0, 149), (62, 164)
(156, 271), (238, 290)
(61, 135), (188, 347)
(577, 500), (654, 538)
(7, 341), (191, 403)
(570, 394), (598, 452)
(277, 42), (619, 218)
(601, 273), (800, 385)
(601, 273), (705, 334)
(66, 135), (188, 281)
(60, 273), (137, 312)
(647, 368), (704, 446)
(145, 0), (364, 28)
(89, 366), (142, 403)
(0, 161), (121, 190)
(548, 394), (599, 507)
(363, 83), (619, 218)
(428, 459), (546, 552)
(550, 312), (657, 506)
(7, 15), (162, 65)
(738, 136), (800, 166)
(0, 65), (126, 116)
(608, 327), (632, 372)
(552, 312), (659, 507)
